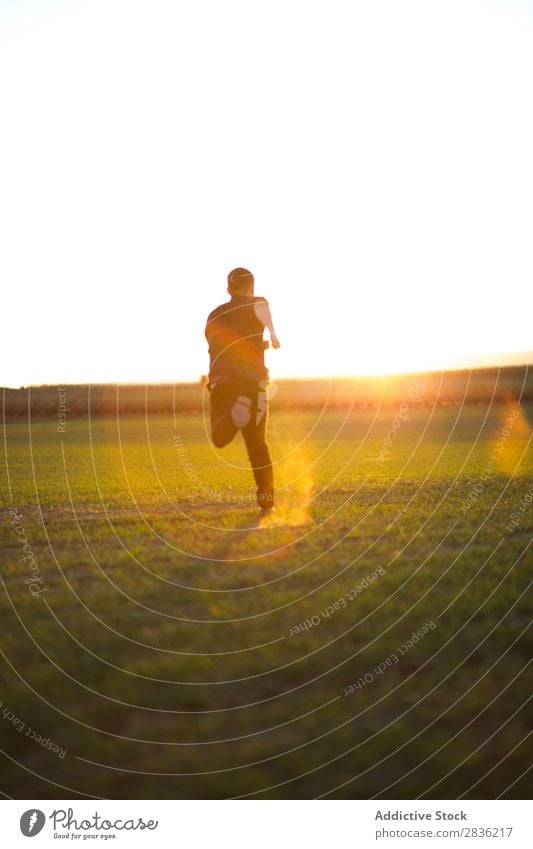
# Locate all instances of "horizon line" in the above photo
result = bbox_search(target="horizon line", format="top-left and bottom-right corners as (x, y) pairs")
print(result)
(3, 357), (532, 391)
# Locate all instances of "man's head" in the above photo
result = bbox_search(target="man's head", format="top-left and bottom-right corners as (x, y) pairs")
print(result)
(228, 267), (254, 296)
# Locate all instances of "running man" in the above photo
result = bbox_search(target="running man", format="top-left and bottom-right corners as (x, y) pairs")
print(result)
(205, 267), (280, 513)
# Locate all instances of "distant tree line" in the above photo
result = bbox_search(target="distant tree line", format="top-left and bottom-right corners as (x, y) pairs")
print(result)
(2, 367), (531, 420)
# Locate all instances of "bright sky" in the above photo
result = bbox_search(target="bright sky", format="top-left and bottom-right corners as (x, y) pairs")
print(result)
(1, 0), (532, 386)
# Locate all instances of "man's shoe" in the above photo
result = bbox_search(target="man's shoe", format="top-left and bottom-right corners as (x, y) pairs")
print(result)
(258, 505), (276, 526)
(231, 396), (252, 428)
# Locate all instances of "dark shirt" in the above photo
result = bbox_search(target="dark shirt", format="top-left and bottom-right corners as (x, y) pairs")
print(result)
(205, 294), (269, 385)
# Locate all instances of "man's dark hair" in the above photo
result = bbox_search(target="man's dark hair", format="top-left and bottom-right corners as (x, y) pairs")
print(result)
(228, 267), (254, 294)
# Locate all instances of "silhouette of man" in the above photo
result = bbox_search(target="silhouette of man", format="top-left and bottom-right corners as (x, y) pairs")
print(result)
(205, 268), (279, 513)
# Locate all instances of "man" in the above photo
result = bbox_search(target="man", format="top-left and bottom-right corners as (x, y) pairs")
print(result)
(205, 268), (280, 513)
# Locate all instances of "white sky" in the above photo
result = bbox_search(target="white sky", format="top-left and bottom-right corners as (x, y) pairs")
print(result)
(1, 0), (532, 386)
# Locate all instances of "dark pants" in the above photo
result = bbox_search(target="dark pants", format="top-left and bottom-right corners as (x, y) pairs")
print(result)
(210, 379), (274, 507)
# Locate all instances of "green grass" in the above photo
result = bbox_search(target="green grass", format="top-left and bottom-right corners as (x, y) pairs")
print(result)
(1, 403), (532, 799)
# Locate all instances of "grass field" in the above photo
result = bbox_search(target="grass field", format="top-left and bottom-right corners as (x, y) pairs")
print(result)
(1, 395), (532, 799)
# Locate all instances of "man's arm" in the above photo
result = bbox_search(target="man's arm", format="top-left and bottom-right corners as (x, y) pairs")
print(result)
(253, 299), (281, 349)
